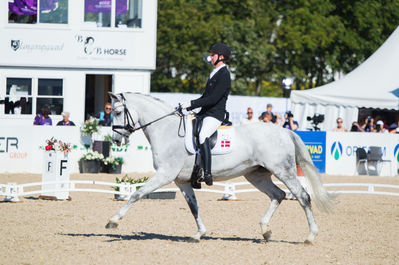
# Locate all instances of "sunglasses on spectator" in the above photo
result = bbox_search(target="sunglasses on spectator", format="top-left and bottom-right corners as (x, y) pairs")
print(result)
(105, 107), (112, 110)
(247, 112), (253, 114)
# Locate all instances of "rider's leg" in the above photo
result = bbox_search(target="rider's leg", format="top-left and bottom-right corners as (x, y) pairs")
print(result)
(198, 116), (221, 186)
(199, 137), (212, 185)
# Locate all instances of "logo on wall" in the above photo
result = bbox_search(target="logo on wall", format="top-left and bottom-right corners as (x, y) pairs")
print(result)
(394, 144), (399, 162)
(75, 34), (127, 57)
(330, 141), (343, 160)
(11, 40), (20, 51)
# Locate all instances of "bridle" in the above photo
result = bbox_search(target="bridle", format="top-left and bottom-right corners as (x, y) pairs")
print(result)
(111, 94), (186, 139)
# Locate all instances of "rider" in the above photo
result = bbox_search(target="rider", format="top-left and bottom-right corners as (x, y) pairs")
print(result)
(179, 43), (232, 186)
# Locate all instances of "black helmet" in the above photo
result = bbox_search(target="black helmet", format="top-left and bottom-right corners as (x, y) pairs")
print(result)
(208, 43), (231, 60)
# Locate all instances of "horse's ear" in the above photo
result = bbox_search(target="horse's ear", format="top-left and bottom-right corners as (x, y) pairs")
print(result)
(108, 92), (120, 101)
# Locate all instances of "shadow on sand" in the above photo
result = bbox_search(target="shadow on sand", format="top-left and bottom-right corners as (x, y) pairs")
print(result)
(60, 231), (303, 245)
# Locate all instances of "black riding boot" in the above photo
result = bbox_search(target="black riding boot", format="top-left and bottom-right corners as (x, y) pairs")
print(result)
(199, 138), (213, 186)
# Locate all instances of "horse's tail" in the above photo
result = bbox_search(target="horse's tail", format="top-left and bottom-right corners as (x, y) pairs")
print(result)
(288, 131), (335, 213)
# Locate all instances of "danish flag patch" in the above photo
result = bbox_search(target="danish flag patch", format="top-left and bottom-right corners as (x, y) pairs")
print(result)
(221, 140), (230, 147)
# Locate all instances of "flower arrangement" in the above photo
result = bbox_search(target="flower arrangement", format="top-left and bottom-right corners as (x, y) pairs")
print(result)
(113, 175), (149, 192)
(44, 137), (72, 154)
(103, 156), (124, 170)
(81, 118), (101, 136)
(79, 151), (104, 161)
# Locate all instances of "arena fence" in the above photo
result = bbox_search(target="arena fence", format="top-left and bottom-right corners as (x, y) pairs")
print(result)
(1, 178), (399, 202)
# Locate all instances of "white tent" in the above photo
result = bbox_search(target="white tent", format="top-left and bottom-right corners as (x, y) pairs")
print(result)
(291, 26), (399, 131)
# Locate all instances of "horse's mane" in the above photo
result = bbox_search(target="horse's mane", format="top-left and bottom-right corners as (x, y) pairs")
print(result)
(121, 92), (174, 113)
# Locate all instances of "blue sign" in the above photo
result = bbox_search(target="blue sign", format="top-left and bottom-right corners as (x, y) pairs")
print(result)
(295, 131), (326, 173)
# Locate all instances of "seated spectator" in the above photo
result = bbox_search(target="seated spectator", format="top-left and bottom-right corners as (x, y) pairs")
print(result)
(376, 120), (388, 133)
(350, 122), (364, 132)
(282, 111), (298, 131)
(13, 97), (31, 114)
(33, 104), (52, 126)
(57, 111), (76, 126)
(240, 107), (258, 125)
(98, 102), (113, 126)
(333, 118), (348, 132)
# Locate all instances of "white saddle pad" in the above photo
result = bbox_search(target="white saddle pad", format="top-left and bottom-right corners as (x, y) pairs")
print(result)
(184, 116), (235, 155)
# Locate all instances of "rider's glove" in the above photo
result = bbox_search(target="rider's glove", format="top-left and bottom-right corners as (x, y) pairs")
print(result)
(179, 101), (191, 110)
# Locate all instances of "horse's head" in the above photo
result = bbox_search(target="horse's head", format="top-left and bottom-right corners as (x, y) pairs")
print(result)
(109, 92), (138, 146)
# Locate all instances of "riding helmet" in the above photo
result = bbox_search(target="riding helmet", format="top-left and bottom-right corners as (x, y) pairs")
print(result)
(208, 43), (231, 60)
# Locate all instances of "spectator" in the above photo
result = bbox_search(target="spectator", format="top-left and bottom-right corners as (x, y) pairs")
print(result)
(333, 117), (348, 132)
(98, 102), (113, 126)
(13, 97), (31, 114)
(33, 104), (52, 125)
(389, 122), (399, 134)
(362, 116), (375, 132)
(240, 107), (258, 125)
(282, 111), (298, 130)
(261, 103), (280, 125)
(261, 111), (274, 123)
(350, 122), (364, 132)
(57, 111), (76, 126)
(376, 120), (387, 133)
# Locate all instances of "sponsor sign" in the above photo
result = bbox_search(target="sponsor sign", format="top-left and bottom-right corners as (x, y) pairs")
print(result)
(326, 132), (398, 176)
(295, 131), (326, 173)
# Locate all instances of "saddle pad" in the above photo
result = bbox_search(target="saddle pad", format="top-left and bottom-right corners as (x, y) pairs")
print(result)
(184, 116), (235, 155)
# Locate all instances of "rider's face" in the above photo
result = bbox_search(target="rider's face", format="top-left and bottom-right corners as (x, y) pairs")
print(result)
(211, 53), (224, 66)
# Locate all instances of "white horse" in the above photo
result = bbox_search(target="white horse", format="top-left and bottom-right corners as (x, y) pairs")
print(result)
(105, 92), (334, 244)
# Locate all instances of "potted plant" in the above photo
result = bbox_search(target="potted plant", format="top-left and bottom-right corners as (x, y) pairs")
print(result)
(79, 151), (104, 173)
(81, 118), (101, 149)
(113, 175), (149, 200)
(103, 156), (124, 174)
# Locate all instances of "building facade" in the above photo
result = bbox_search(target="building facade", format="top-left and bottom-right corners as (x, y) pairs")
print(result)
(1, 0), (157, 126)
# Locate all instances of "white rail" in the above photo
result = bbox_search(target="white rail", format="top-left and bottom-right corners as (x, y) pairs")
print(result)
(1, 180), (399, 202)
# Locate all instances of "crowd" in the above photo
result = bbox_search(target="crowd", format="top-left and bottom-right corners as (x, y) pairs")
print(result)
(32, 103), (113, 127)
(240, 105), (399, 134)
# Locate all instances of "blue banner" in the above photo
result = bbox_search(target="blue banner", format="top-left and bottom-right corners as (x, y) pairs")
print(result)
(295, 131), (326, 173)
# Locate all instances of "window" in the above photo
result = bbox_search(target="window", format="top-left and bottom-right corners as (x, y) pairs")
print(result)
(5, 78), (33, 115)
(84, 0), (142, 28)
(8, 0), (68, 24)
(4, 77), (64, 116)
(37, 79), (64, 115)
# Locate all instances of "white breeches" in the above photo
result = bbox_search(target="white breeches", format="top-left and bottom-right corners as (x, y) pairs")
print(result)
(199, 116), (221, 144)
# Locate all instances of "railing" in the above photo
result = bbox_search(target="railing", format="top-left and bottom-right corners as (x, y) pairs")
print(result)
(1, 180), (399, 202)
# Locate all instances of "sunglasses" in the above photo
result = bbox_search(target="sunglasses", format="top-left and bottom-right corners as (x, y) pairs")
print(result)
(247, 112), (253, 114)
(105, 107), (112, 110)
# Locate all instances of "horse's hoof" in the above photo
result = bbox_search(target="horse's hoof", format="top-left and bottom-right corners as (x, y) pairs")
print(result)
(262, 230), (272, 241)
(188, 237), (200, 243)
(105, 221), (119, 229)
(304, 239), (314, 246)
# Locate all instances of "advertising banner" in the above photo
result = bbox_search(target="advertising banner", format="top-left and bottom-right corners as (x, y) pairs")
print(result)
(326, 132), (399, 176)
(295, 131), (326, 173)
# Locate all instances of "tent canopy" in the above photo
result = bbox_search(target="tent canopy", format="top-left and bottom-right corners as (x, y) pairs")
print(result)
(290, 26), (399, 131)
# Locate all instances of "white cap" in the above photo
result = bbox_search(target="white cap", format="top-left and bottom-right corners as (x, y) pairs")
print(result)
(376, 120), (384, 125)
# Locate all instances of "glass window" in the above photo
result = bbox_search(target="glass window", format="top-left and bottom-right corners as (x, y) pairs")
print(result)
(84, 0), (142, 28)
(84, 0), (111, 28)
(116, 0), (142, 28)
(8, 0), (37, 24)
(8, 0), (68, 24)
(39, 0), (68, 24)
(37, 79), (64, 114)
(5, 78), (33, 115)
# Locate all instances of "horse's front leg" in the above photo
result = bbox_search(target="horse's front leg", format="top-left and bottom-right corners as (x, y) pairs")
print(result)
(105, 170), (176, 229)
(175, 181), (206, 242)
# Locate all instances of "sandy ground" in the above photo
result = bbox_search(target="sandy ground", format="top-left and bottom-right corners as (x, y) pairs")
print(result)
(1, 173), (399, 265)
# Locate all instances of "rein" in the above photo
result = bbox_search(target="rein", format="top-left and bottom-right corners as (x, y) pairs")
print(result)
(112, 96), (186, 137)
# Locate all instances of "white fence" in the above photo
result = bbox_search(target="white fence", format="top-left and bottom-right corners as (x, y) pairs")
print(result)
(1, 180), (399, 202)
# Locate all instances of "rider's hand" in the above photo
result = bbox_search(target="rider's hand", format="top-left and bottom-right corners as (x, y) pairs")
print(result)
(179, 101), (191, 110)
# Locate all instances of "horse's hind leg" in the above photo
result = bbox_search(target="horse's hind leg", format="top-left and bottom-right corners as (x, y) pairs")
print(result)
(175, 181), (206, 242)
(274, 166), (318, 244)
(244, 167), (286, 241)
